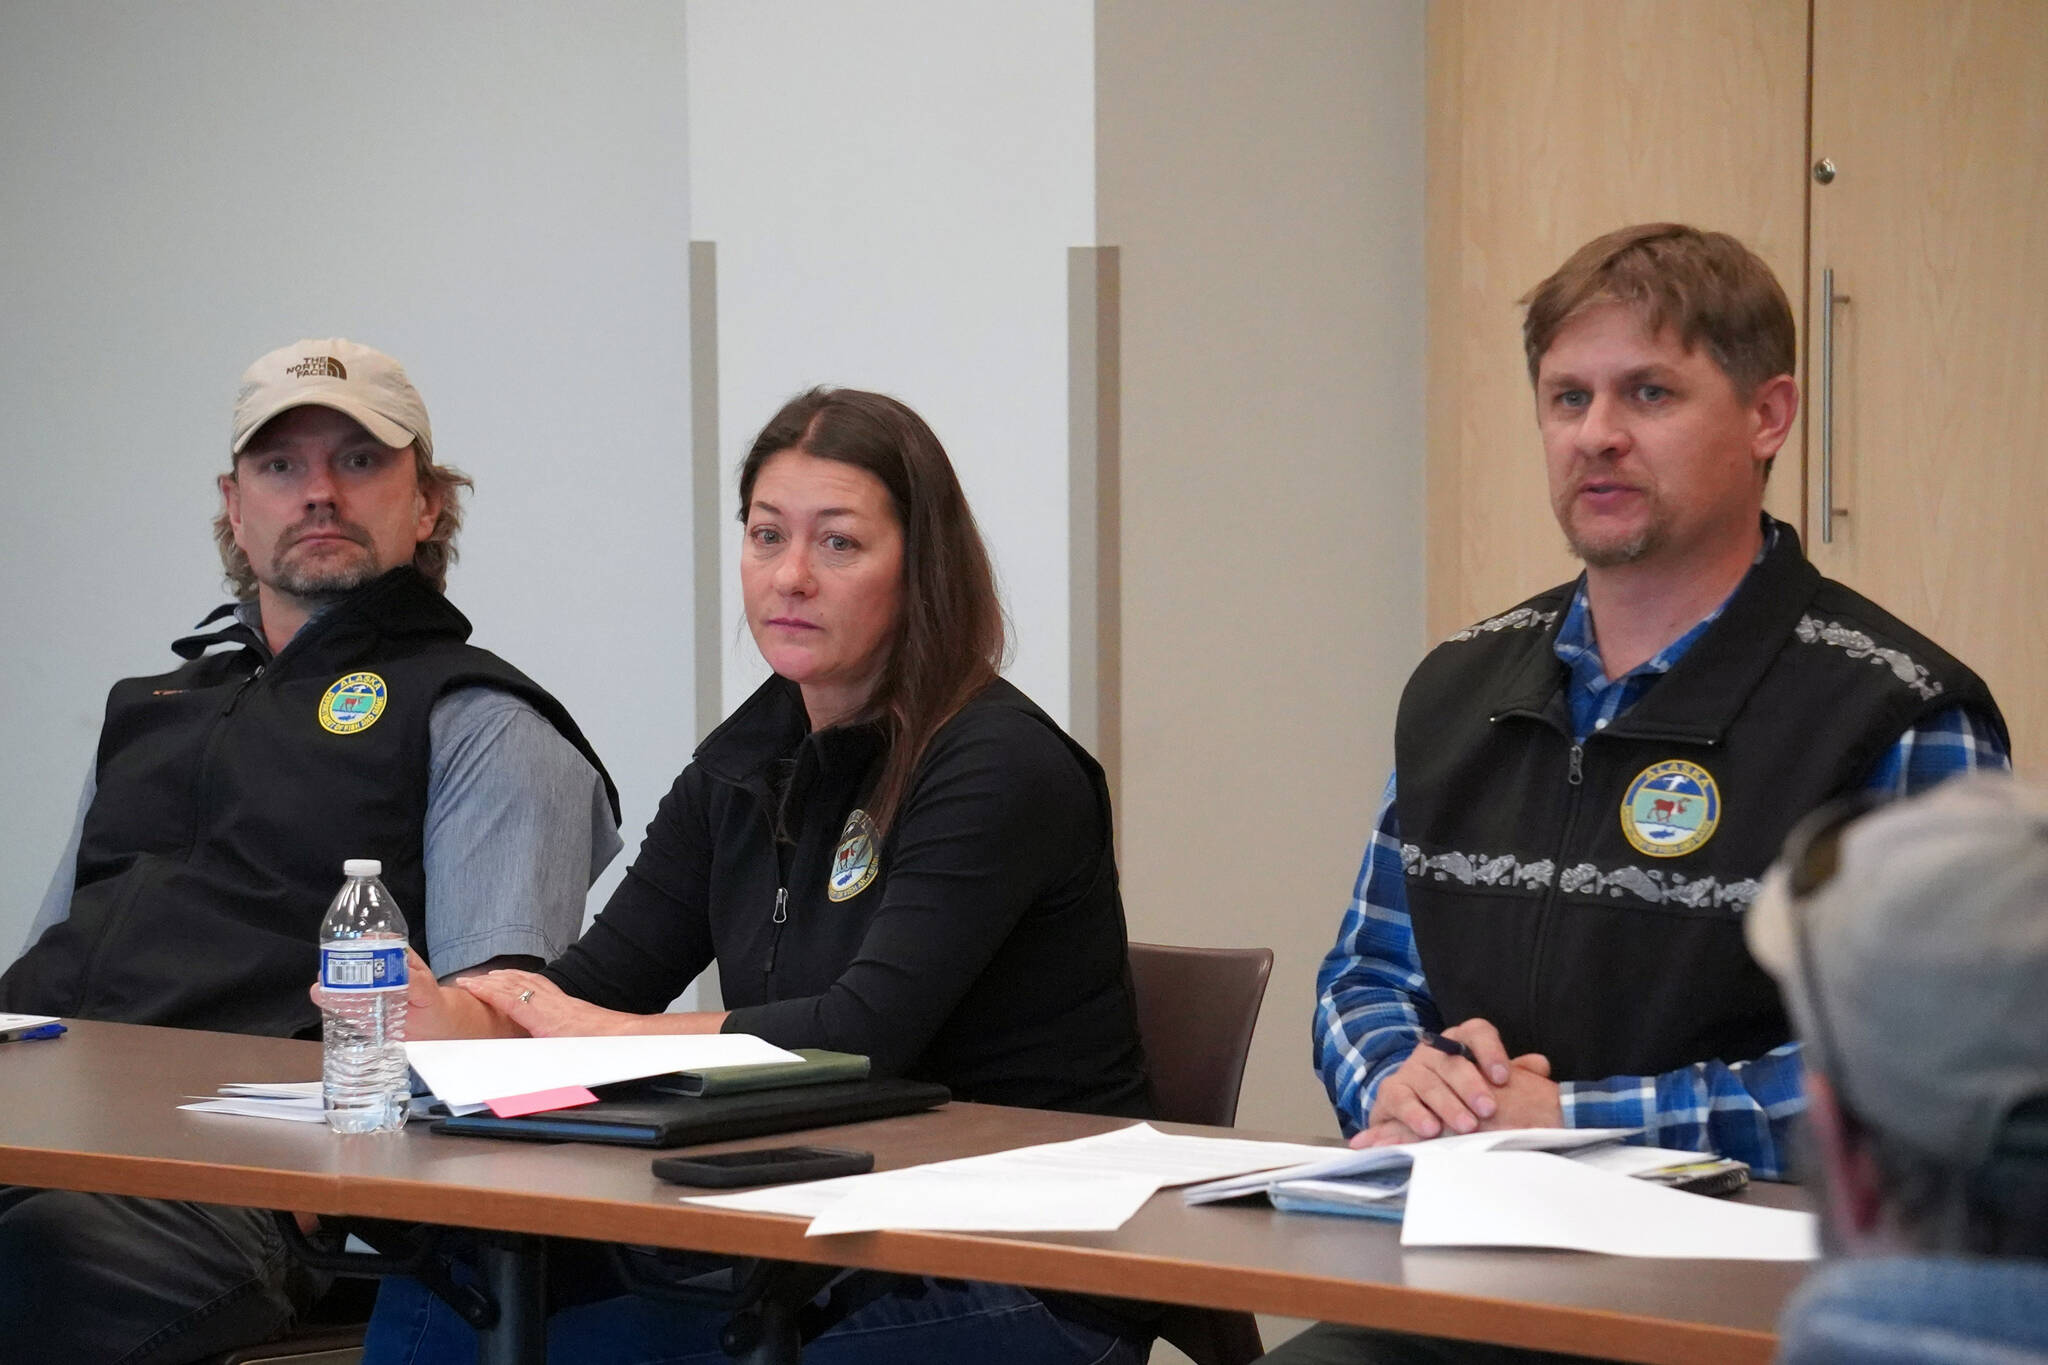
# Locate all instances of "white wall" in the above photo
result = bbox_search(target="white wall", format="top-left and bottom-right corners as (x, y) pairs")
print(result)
(3, 3), (1436, 1143)
(1100, 0), (1428, 1140)
(0, 3), (692, 955)
(685, 0), (1095, 718)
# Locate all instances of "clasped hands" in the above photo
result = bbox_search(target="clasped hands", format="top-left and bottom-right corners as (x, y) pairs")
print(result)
(311, 947), (636, 1041)
(1352, 1018), (1561, 1149)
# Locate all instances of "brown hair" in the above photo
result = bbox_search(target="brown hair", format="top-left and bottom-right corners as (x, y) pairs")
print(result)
(739, 387), (1004, 834)
(1830, 1098), (2048, 1259)
(213, 445), (474, 599)
(1521, 223), (1796, 397)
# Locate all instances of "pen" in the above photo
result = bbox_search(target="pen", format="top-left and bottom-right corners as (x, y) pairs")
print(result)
(0, 1022), (67, 1043)
(1418, 1030), (1480, 1067)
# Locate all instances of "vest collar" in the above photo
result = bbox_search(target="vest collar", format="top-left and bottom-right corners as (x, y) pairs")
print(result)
(1489, 518), (1822, 745)
(693, 673), (886, 794)
(171, 568), (471, 664)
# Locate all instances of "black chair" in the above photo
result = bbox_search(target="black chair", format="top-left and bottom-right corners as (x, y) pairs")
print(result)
(1126, 941), (1276, 1365)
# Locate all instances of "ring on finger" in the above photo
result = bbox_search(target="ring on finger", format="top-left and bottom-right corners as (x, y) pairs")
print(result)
(517, 988), (535, 1005)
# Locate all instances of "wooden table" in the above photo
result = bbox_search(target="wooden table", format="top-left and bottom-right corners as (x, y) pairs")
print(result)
(0, 1021), (1811, 1364)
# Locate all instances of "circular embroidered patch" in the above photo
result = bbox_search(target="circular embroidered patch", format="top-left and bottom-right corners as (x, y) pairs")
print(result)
(1620, 760), (1720, 858)
(827, 809), (880, 902)
(319, 672), (388, 735)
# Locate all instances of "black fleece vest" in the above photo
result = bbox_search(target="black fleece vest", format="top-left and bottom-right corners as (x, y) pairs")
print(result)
(0, 569), (618, 1039)
(1395, 525), (2003, 1083)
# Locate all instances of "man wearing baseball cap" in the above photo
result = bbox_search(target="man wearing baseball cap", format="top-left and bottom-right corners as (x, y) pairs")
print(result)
(0, 339), (624, 1363)
(1748, 774), (2048, 1363)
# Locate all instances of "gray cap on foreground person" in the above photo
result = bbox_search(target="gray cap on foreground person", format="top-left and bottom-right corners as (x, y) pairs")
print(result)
(1744, 774), (2048, 1364)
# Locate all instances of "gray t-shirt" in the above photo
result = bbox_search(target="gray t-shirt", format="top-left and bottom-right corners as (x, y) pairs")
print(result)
(26, 687), (621, 980)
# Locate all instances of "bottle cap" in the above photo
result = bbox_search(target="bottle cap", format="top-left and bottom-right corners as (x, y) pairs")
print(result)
(342, 858), (383, 878)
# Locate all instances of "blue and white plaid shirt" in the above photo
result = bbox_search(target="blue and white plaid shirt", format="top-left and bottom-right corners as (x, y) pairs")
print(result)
(1314, 565), (2009, 1178)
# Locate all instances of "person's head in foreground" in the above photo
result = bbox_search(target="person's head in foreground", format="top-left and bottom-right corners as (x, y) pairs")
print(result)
(737, 386), (1003, 830)
(1748, 773), (2048, 1261)
(215, 338), (473, 620)
(1522, 222), (1799, 574)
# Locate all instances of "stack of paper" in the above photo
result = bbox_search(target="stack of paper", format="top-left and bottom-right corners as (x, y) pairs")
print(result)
(1182, 1128), (1818, 1261)
(0, 1012), (64, 1041)
(685, 1122), (1338, 1236)
(1260, 1141), (1719, 1220)
(401, 1034), (801, 1112)
(181, 1081), (329, 1123)
(1401, 1149), (1818, 1260)
(176, 1034), (805, 1123)
(1182, 1126), (1653, 1207)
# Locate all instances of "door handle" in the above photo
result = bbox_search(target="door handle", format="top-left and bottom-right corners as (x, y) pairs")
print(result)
(1820, 267), (1851, 544)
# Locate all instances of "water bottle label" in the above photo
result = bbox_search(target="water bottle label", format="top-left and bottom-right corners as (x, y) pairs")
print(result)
(320, 944), (408, 991)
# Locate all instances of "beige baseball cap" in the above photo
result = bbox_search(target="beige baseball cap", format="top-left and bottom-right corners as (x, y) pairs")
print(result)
(231, 337), (433, 459)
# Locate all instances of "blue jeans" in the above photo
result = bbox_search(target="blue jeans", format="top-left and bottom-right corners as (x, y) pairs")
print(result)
(365, 1267), (1142, 1365)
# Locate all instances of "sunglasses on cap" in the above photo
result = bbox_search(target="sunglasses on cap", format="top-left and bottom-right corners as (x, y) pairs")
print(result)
(1777, 790), (2048, 1164)
(1776, 792), (1886, 1127)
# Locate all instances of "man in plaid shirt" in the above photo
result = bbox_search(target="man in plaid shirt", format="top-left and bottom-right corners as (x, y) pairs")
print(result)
(1274, 224), (2007, 1365)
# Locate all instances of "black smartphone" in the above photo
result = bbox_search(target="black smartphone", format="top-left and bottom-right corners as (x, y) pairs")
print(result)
(651, 1145), (874, 1188)
(1640, 1158), (1751, 1198)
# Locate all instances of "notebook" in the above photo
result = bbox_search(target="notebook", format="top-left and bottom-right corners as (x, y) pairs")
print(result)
(648, 1048), (871, 1097)
(431, 1076), (949, 1148)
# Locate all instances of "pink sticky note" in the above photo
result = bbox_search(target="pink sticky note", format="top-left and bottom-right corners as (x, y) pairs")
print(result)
(485, 1085), (600, 1118)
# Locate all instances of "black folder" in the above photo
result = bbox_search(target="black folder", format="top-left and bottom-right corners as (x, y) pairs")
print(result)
(430, 1076), (950, 1148)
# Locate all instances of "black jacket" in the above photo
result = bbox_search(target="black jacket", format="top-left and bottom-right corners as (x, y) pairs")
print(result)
(0, 569), (617, 1038)
(1396, 523), (2003, 1081)
(545, 674), (1151, 1117)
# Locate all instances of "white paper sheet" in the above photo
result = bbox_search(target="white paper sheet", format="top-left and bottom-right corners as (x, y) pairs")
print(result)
(0, 1013), (60, 1031)
(402, 1033), (799, 1108)
(1263, 1143), (1711, 1219)
(976, 1123), (1336, 1186)
(685, 1123), (1338, 1236)
(806, 1169), (1160, 1236)
(1400, 1150), (1819, 1260)
(1183, 1126), (1642, 1205)
(219, 1081), (324, 1099)
(683, 1171), (877, 1219)
(180, 1097), (329, 1123)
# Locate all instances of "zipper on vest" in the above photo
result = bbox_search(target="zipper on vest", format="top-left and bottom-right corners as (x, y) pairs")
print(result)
(1525, 739), (1589, 1027)
(764, 886), (789, 975)
(187, 664), (266, 858)
(223, 664), (264, 713)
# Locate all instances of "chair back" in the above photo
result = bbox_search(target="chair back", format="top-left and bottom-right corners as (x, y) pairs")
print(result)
(1126, 942), (1274, 1128)
(1124, 942), (1275, 1365)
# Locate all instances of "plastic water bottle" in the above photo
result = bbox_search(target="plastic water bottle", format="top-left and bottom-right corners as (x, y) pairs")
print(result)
(317, 859), (410, 1134)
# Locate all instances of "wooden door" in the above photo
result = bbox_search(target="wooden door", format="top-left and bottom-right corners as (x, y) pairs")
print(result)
(1809, 0), (2048, 769)
(1426, 0), (1809, 635)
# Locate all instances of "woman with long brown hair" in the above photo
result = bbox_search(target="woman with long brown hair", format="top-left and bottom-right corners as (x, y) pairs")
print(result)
(369, 388), (1151, 1364)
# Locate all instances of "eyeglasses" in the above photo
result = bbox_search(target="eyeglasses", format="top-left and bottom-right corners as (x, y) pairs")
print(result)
(1775, 791), (1885, 1126)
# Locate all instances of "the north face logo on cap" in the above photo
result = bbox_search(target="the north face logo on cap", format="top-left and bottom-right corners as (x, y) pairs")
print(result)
(284, 355), (347, 380)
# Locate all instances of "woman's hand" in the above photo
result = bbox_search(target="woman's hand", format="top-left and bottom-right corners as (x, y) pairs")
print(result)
(457, 969), (636, 1038)
(310, 947), (522, 1040)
